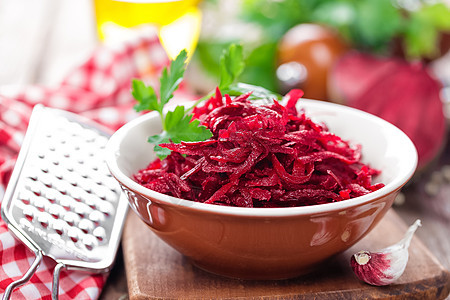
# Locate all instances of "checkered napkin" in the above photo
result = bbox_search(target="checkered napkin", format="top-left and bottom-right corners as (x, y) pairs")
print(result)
(0, 26), (170, 299)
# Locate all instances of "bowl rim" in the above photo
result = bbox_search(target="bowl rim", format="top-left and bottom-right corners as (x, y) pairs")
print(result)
(106, 99), (418, 217)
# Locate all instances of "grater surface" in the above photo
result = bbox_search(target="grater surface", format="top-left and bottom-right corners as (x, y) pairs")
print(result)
(1, 104), (128, 274)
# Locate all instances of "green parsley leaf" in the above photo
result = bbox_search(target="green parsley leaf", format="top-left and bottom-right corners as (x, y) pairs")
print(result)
(147, 130), (170, 145)
(147, 131), (172, 160)
(224, 83), (281, 101)
(169, 117), (212, 143)
(159, 49), (188, 108)
(132, 50), (212, 160)
(132, 44), (281, 161)
(164, 105), (186, 133)
(217, 43), (282, 100)
(152, 145), (172, 160)
(146, 106), (212, 160)
(219, 44), (245, 90)
(191, 43), (281, 110)
(132, 79), (159, 113)
(132, 49), (188, 118)
(164, 105), (212, 143)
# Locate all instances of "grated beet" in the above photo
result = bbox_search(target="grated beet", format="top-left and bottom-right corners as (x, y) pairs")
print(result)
(134, 89), (384, 208)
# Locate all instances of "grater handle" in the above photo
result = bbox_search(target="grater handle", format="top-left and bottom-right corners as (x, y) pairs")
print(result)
(51, 262), (65, 300)
(2, 250), (43, 300)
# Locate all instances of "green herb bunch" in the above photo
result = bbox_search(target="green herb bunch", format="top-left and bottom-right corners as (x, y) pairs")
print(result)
(132, 44), (280, 160)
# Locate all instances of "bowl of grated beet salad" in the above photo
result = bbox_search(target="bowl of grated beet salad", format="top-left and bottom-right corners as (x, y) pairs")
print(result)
(106, 90), (417, 280)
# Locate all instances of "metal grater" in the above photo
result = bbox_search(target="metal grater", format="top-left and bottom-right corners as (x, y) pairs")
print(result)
(1, 105), (128, 300)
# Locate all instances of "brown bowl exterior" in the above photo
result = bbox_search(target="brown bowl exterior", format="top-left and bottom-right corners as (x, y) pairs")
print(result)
(118, 179), (398, 280)
(107, 99), (417, 280)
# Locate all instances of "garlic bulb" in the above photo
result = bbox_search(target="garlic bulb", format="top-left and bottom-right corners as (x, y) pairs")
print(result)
(350, 219), (421, 286)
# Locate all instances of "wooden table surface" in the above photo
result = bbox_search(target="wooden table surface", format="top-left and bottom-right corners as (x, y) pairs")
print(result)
(1, 1), (449, 299)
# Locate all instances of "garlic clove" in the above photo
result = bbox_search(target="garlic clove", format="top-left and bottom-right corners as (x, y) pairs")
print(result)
(351, 219), (421, 286)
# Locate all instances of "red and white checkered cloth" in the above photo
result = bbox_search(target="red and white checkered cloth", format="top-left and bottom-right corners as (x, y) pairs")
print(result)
(0, 26), (174, 299)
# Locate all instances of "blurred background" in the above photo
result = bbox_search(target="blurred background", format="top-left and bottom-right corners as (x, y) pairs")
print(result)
(192, 0), (450, 173)
(2, 0), (449, 193)
(0, 0), (449, 297)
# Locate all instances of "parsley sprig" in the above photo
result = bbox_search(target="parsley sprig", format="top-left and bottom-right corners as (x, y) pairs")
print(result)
(132, 50), (212, 159)
(194, 44), (282, 105)
(131, 44), (281, 160)
(219, 44), (281, 100)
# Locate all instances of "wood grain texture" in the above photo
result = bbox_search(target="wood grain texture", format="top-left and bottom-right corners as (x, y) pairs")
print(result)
(122, 209), (450, 300)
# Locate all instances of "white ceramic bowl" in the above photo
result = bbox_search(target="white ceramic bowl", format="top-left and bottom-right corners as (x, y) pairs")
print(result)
(106, 99), (418, 279)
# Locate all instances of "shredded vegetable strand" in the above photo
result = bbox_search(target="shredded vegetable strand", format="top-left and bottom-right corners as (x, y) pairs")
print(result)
(134, 89), (384, 208)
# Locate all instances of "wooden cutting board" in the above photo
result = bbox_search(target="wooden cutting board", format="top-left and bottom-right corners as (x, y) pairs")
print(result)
(122, 209), (450, 299)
